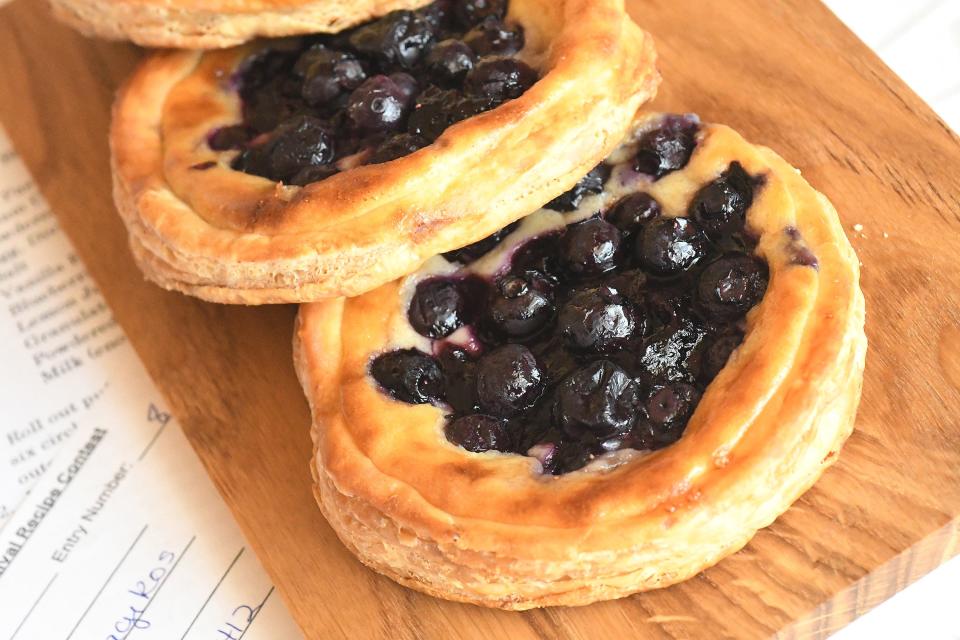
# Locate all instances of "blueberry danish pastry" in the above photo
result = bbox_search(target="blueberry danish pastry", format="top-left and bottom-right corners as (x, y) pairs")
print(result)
(294, 114), (867, 608)
(110, 0), (659, 303)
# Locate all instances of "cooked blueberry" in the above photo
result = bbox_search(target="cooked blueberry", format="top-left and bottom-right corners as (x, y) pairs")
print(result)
(510, 233), (563, 278)
(558, 286), (637, 352)
(689, 163), (756, 238)
(604, 269), (648, 309)
(407, 87), (485, 140)
(370, 348), (444, 404)
(698, 331), (743, 380)
(638, 320), (707, 382)
(441, 221), (520, 264)
(417, 0), (454, 30)
(346, 75), (412, 132)
(636, 217), (706, 275)
(425, 39), (477, 85)
(633, 115), (699, 179)
(367, 133), (427, 164)
(696, 254), (768, 321)
(562, 218), (621, 276)
(545, 164), (610, 212)
(606, 192), (661, 233)
(546, 442), (595, 475)
(265, 116), (335, 182)
(488, 271), (555, 337)
(437, 346), (478, 413)
(464, 16), (524, 55)
(408, 278), (468, 338)
(445, 414), (509, 452)
(347, 10), (436, 69)
(237, 48), (298, 96)
(645, 382), (700, 431)
(464, 58), (537, 102)
(555, 360), (639, 436)
(233, 144), (270, 176)
(299, 48), (366, 106)
(289, 164), (339, 186)
(208, 125), (252, 151)
(242, 80), (307, 133)
(475, 344), (543, 417)
(389, 72), (419, 101)
(644, 287), (690, 328)
(454, 0), (507, 26)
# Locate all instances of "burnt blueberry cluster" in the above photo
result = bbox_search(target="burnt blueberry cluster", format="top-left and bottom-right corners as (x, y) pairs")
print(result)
(208, 0), (537, 185)
(371, 120), (770, 474)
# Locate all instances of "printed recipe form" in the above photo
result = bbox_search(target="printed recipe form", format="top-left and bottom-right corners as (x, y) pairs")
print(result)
(0, 129), (303, 639)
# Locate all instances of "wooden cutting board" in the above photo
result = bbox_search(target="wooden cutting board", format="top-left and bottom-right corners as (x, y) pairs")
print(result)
(1, 0), (959, 637)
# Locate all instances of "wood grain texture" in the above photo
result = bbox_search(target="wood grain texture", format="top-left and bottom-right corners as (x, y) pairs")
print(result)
(1, 0), (959, 637)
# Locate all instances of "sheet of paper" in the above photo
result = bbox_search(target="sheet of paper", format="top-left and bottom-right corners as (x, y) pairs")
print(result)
(0, 128), (303, 639)
(0, 131), (127, 523)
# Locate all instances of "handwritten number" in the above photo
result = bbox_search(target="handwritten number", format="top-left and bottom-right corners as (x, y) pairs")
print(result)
(147, 403), (171, 426)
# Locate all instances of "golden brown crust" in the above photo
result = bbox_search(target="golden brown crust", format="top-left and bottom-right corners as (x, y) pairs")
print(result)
(49, 0), (435, 49)
(109, 0), (660, 304)
(293, 120), (867, 609)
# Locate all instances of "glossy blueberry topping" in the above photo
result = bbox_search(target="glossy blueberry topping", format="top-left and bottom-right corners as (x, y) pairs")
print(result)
(558, 286), (637, 352)
(425, 39), (477, 85)
(346, 75), (413, 132)
(408, 277), (469, 338)
(298, 46), (367, 106)
(606, 192), (661, 234)
(488, 270), (555, 337)
(689, 162), (755, 238)
(562, 218), (622, 276)
(641, 382), (700, 445)
(263, 115), (335, 182)
(475, 344), (544, 417)
(633, 114), (699, 179)
(545, 164), (611, 212)
(636, 217), (706, 275)
(222, 0), (536, 184)
(556, 360), (639, 437)
(464, 16), (524, 56)
(464, 58), (537, 102)
(347, 10), (436, 69)
(370, 348), (443, 404)
(367, 133), (428, 164)
(407, 87), (485, 141)
(696, 254), (768, 321)
(372, 114), (773, 474)
(454, 0), (507, 26)
(445, 414), (510, 452)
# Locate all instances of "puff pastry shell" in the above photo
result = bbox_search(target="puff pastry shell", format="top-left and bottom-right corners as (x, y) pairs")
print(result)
(293, 119), (867, 609)
(49, 0), (435, 49)
(110, 0), (659, 304)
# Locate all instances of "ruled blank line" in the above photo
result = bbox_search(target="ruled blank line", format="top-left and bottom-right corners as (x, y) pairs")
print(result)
(65, 524), (149, 640)
(9, 572), (57, 640)
(136, 423), (168, 461)
(179, 547), (245, 640)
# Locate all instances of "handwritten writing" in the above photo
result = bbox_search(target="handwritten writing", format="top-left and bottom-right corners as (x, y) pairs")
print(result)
(105, 549), (175, 639)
